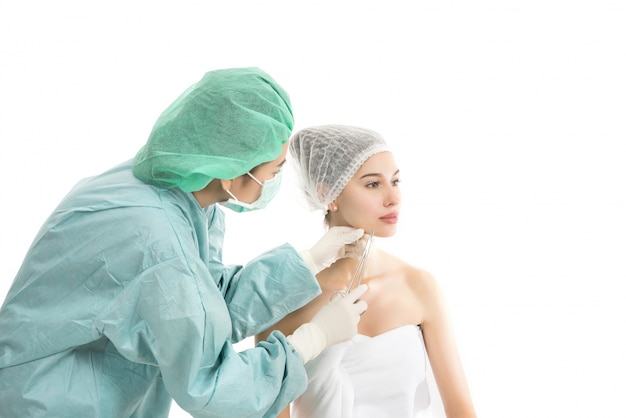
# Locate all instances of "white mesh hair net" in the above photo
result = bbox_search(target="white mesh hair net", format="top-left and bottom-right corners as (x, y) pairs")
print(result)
(289, 125), (390, 211)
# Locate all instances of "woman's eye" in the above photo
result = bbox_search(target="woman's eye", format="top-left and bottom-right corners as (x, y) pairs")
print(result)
(392, 178), (401, 186)
(366, 181), (380, 188)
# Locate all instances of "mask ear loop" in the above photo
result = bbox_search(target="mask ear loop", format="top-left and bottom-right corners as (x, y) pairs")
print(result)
(330, 230), (375, 301)
(225, 171), (264, 202)
(225, 189), (239, 201)
(246, 171), (264, 186)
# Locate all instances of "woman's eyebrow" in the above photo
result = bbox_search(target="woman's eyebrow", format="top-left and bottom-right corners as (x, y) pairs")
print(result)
(359, 169), (400, 180)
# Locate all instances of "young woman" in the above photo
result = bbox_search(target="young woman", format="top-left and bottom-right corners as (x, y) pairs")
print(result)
(257, 125), (477, 417)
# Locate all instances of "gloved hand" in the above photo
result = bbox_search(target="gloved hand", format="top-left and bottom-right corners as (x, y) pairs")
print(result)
(299, 226), (365, 275)
(286, 284), (368, 363)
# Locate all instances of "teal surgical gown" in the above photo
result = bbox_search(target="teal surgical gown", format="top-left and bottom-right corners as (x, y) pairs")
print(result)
(0, 160), (321, 418)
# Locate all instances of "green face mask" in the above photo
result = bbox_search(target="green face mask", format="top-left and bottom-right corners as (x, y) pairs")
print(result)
(220, 171), (283, 213)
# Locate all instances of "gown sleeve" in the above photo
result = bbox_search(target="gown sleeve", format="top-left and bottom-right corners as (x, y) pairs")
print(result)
(94, 251), (309, 418)
(204, 206), (321, 342)
(93, 202), (320, 417)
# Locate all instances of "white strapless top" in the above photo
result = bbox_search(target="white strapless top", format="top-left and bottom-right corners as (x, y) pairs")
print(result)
(292, 324), (431, 418)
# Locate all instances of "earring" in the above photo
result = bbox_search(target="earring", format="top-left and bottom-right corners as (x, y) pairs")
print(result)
(330, 204), (337, 212)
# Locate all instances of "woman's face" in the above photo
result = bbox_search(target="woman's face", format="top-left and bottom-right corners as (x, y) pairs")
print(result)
(331, 151), (401, 238)
(229, 141), (288, 203)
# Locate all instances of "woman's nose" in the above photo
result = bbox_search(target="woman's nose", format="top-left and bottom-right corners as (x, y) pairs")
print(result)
(384, 185), (400, 207)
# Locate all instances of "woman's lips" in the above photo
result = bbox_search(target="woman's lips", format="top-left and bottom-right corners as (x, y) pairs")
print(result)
(379, 213), (398, 224)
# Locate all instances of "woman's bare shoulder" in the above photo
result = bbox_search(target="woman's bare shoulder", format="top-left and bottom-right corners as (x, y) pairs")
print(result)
(376, 249), (434, 279)
(377, 249), (439, 294)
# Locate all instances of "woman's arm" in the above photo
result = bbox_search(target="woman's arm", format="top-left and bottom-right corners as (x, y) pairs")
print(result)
(274, 405), (291, 418)
(418, 272), (477, 418)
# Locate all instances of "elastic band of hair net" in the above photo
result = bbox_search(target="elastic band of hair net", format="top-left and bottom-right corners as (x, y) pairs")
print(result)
(133, 67), (293, 192)
(289, 125), (390, 211)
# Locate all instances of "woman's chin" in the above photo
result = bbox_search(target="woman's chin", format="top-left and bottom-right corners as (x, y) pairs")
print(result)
(364, 225), (397, 238)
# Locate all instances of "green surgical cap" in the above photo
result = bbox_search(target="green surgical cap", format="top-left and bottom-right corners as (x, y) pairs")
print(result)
(132, 67), (293, 192)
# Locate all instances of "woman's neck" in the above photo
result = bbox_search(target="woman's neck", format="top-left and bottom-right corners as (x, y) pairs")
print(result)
(321, 246), (380, 286)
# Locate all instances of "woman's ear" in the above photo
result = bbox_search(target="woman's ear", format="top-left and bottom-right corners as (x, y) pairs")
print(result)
(328, 202), (338, 212)
(220, 179), (233, 192)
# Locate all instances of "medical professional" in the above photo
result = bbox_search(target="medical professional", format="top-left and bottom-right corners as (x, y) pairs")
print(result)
(0, 68), (367, 418)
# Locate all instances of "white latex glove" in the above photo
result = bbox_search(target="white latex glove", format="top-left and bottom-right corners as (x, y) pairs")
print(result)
(286, 284), (368, 363)
(344, 232), (368, 259)
(299, 226), (365, 275)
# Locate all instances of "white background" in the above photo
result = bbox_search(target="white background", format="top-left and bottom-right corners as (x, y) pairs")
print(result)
(1, 1), (625, 417)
